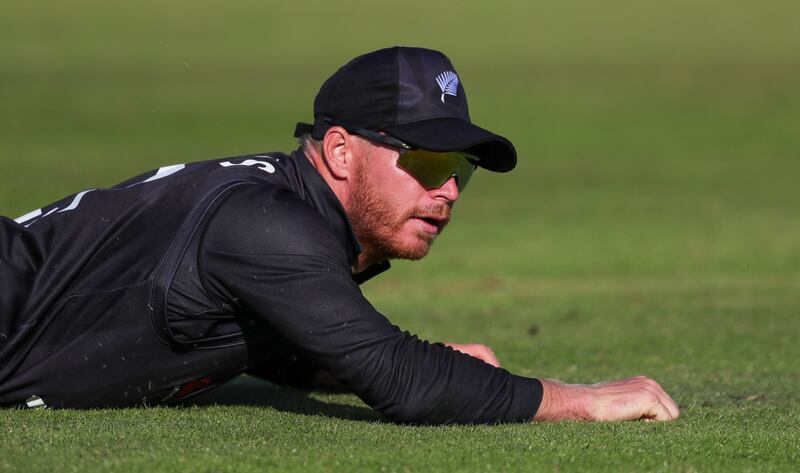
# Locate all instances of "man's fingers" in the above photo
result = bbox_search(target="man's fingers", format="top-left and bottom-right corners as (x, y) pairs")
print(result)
(645, 399), (673, 421)
(444, 343), (501, 367)
(591, 376), (680, 422)
(641, 378), (680, 420)
(479, 347), (501, 367)
(661, 393), (680, 420)
(471, 348), (500, 367)
(639, 388), (678, 421)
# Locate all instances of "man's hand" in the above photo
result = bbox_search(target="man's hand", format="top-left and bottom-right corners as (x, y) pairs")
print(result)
(534, 376), (680, 422)
(444, 343), (501, 368)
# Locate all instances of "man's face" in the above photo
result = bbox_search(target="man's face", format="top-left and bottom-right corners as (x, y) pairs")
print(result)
(348, 139), (461, 261)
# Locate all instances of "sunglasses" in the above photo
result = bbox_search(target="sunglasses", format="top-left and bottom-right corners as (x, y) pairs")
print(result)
(323, 118), (479, 192)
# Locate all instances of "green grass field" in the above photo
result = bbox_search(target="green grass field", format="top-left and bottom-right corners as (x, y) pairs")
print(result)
(1, 1), (799, 471)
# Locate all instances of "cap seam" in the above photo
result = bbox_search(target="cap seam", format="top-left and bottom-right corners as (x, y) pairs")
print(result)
(393, 46), (401, 127)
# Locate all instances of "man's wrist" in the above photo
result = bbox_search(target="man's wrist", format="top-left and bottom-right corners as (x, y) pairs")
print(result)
(532, 379), (592, 421)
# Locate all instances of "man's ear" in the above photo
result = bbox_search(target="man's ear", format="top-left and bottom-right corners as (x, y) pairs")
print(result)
(322, 127), (355, 180)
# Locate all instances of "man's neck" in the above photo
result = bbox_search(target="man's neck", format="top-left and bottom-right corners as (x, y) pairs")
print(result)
(352, 251), (382, 275)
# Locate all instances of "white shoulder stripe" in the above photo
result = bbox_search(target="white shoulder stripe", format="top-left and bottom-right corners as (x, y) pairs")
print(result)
(140, 164), (186, 183)
(15, 208), (42, 224)
(58, 189), (95, 213)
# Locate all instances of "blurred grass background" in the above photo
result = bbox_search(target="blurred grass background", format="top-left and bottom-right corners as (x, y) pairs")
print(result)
(1, 0), (799, 471)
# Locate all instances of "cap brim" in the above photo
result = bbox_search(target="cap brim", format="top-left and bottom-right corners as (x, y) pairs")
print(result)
(383, 118), (517, 172)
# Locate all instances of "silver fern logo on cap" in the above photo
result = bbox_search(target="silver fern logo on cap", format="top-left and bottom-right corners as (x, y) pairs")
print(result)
(435, 71), (459, 103)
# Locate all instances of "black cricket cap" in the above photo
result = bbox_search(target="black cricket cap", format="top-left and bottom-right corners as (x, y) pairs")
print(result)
(294, 46), (517, 172)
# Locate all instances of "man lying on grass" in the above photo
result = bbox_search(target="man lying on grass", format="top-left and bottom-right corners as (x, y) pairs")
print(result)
(0, 47), (678, 423)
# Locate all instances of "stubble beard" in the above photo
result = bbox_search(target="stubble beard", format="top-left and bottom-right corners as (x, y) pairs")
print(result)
(349, 167), (451, 262)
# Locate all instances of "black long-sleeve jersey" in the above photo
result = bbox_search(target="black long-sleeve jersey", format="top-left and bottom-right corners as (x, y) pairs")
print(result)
(0, 149), (542, 423)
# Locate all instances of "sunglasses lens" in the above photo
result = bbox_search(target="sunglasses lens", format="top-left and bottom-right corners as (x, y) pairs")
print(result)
(397, 150), (477, 192)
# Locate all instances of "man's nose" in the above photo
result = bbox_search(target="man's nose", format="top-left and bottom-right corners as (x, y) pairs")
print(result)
(431, 175), (460, 203)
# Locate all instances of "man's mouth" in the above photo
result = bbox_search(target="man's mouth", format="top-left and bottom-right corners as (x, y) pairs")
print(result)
(412, 215), (449, 234)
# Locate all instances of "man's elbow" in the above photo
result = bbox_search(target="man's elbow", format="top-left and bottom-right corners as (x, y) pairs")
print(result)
(375, 401), (431, 424)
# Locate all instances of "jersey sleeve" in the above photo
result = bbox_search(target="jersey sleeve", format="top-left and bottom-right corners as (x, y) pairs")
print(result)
(199, 185), (543, 424)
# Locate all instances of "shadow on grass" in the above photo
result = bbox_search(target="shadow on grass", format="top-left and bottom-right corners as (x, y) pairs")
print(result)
(182, 376), (382, 422)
